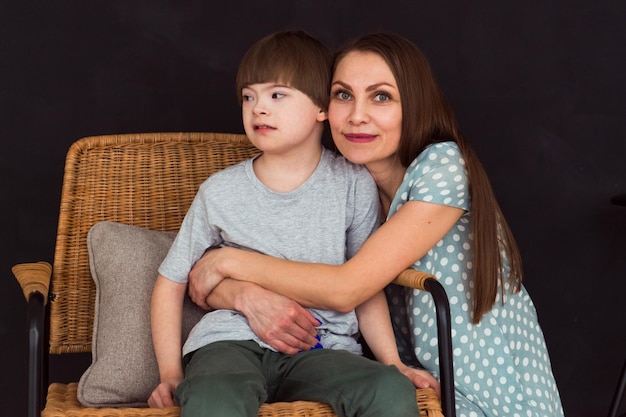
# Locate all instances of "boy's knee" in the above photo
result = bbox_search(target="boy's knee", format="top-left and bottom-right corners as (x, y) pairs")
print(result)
(361, 366), (418, 416)
(370, 365), (411, 389)
(176, 374), (266, 417)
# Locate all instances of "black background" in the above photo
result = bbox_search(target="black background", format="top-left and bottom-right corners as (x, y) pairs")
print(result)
(2, 1), (625, 416)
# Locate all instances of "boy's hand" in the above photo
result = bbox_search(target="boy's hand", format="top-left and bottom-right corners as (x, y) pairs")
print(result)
(396, 364), (441, 399)
(148, 378), (180, 408)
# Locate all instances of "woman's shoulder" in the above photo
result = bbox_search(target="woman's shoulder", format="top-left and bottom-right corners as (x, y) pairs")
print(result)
(414, 141), (461, 163)
(401, 141), (469, 208)
(407, 141), (464, 173)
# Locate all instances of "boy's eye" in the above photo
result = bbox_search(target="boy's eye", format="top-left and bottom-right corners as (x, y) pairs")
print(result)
(272, 92), (286, 99)
(373, 92), (391, 102)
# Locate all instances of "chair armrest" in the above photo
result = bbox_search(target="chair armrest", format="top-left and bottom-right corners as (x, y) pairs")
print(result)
(12, 261), (52, 304)
(392, 268), (436, 290)
(392, 269), (456, 417)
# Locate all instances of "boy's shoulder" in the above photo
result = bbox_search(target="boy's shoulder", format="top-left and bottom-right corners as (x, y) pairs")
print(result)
(321, 147), (369, 175)
(198, 156), (254, 189)
(320, 148), (376, 192)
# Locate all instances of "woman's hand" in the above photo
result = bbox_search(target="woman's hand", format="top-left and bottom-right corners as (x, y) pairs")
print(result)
(188, 248), (230, 309)
(189, 248), (320, 354)
(396, 364), (441, 399)
(238, 284), (320, 354)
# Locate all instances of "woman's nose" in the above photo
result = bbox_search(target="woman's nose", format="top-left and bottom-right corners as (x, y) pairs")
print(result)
(348, 100), (369, 124)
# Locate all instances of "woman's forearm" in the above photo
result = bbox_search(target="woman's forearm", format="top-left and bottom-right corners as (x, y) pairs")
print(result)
(216, 201), (464, 310)
(189, 202), (463, 312)
(206, 278), (257, 311)
(218, 248), (380, 312)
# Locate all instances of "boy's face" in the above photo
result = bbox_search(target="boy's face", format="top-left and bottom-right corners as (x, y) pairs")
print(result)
(241, 82), (327, 155)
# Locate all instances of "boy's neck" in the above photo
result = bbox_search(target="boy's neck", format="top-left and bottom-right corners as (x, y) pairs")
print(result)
(253, 144), (323, 193)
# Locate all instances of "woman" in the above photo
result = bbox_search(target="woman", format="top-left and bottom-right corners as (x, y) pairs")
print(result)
(190, 32), (564, 417)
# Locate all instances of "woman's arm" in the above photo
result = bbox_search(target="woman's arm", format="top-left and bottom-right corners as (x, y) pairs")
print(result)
(189, 200), (464, 311)
(205, 278), (320, 353)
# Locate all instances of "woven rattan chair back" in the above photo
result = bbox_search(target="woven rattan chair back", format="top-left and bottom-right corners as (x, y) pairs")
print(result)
(49, 132), (259, 354)
(15, 132), (445, 417)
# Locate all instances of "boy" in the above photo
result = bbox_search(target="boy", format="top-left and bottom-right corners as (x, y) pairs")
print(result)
(149, 30), (419, 417)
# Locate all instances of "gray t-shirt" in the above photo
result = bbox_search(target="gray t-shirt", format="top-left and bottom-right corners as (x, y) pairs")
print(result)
(159, 147), (380, 356)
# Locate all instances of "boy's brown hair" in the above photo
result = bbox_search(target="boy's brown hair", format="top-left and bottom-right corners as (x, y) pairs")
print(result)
(236, 30), (331, 110)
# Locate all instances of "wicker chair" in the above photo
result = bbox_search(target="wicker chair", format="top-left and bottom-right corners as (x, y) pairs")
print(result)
(12, 132), (455, 417)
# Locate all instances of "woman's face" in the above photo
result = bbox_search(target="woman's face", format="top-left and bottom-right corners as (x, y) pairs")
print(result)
(328, 51), (403, 169)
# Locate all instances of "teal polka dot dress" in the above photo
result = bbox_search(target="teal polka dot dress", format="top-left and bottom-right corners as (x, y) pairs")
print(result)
(385, 142), (564, 417)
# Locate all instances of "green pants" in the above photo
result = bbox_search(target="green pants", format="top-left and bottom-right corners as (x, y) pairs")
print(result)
(175, 340), (418, 417)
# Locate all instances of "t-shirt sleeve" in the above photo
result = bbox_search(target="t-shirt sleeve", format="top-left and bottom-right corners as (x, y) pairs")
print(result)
(345, 168), (381, 259)
(405, 142), (470, 211)
(158, 184), (221, 283)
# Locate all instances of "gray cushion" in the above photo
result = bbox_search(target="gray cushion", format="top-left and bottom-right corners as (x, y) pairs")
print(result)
(77, 221), (205, 407)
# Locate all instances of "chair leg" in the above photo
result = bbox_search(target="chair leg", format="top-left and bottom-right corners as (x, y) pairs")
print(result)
(608, 359), (626, 417)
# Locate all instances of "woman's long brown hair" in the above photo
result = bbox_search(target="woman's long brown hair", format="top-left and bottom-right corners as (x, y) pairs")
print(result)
(334, 33), (523, 323)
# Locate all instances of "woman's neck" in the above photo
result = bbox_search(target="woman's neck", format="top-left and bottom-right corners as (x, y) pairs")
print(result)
(365, 158), (406, 218)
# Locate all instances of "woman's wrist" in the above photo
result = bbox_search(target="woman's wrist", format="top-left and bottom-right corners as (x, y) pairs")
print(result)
(217, 246), (240, 279)
(232, 280), (257, 316)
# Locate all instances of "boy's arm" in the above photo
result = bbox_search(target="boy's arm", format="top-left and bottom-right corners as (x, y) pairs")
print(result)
(149, 274), (187, 408)
(355, 291), (405, 366)
(356, 291), (441, 397)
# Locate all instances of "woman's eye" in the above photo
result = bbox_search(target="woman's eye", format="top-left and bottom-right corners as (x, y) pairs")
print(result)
(334, 90), (352, 101)
(374, 92), (391, 102)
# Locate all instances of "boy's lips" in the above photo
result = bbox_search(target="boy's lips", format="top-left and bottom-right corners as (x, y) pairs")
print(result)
(254, 124), (276, 130)
(344, 133), (376, 143)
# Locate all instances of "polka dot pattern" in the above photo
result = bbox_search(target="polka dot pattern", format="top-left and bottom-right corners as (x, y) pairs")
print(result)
(385, 142), (564, 416)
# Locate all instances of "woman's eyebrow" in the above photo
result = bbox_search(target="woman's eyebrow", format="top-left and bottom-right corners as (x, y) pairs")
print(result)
(365, 82), (396, 92)
(331, 80), (396, 91)
(331, 80), (350, 89)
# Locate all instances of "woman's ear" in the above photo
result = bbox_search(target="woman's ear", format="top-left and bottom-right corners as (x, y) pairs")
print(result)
(317, 109), (328, 122)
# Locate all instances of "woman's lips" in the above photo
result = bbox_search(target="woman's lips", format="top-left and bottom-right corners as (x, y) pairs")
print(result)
(344, 133), (376, 143)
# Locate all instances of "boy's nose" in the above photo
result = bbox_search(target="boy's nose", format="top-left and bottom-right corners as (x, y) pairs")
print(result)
(254, 105), (268, 115)
(253, 99), (269, 115)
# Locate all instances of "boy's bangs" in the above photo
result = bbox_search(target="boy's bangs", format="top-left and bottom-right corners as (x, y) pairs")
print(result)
(237, 48), (297, 97)
(235, 30), (330, 108)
